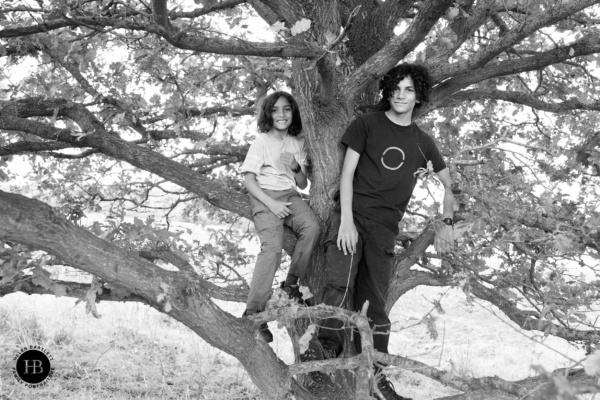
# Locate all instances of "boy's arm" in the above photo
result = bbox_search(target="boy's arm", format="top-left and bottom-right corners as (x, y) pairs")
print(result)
(337, 147), (361, 255)
(280, 152), (308, 189)
(434, 167), (455, 253)
(244, 173), (291, 219)
(295, 164), (308, 190)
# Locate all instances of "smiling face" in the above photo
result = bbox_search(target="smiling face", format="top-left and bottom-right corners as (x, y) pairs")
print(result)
(271, 96), (293, 133)
(388, 76), (418, 117)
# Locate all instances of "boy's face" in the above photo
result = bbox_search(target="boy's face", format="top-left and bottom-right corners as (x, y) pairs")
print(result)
(388, 76), (418, 116)
(271, 96), (293, 133)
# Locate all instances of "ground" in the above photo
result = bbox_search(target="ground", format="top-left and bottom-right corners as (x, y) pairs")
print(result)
(0, 282), (586, 399)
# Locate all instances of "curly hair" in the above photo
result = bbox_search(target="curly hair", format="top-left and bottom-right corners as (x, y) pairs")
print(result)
(257, 91), (303, 136)
(375, 63), (432, 112)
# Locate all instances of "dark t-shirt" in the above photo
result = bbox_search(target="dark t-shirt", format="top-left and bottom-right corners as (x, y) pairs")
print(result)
(342, 111), (446, 233)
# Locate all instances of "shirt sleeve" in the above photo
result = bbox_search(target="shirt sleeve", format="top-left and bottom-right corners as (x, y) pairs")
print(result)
(296, 137), (308, 166)
(240, 136), (264, 176)
(423, 133), (446, 173)
(341, 116), (368, 154)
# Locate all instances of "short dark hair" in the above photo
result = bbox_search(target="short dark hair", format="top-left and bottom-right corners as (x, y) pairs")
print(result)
(375, 63), (432, 111)
(257, 91), (303, 136)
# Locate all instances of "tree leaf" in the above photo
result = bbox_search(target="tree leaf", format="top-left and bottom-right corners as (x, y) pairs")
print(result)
(447, 7), (460, 20)
(270, 21), (286, 34)
(290, 19), (311, 36)
(298, 324), (316, 354)
(433, 299), (445, 314)
(423, 315), (438, 340)
(299, 285), (313, 300)
(31, 266), (53, 290)
(51, 283), (67, 297)
(83, 277), (103, 318)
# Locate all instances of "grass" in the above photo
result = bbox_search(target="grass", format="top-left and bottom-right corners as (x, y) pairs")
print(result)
(0, 284), (590, 400)
(0, 294), (263, 400)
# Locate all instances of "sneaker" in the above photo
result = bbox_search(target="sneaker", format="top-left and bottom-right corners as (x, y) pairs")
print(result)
(280, 282), (305, 304)
(375, 375), (412, 400)
(300, 338), (338, 386)
(300, 338), (338, 362)
(258, 322), (274, 343)
(242, 311), (273, 343)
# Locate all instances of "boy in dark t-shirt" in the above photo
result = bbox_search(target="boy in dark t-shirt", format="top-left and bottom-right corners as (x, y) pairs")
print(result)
(305, 64), (455, 400)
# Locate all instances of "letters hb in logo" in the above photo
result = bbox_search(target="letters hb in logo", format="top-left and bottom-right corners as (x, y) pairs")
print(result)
(13, 346), (54, 386)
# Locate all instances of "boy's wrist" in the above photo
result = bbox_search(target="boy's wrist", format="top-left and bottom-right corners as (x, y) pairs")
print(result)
(340, 212), (354, 222)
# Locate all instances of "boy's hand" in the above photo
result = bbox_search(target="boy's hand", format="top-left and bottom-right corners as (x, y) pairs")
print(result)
(337, 219), (358, 255)
(267, 200), (292, 219)
(434, 221), (455, 254)
(279, 152), (299, 171)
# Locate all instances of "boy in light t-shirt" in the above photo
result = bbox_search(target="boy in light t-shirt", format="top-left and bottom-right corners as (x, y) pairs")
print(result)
(240, 91), (321, 343)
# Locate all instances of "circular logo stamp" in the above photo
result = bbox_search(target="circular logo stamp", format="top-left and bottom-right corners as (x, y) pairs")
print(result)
(12, 345), (55, 388)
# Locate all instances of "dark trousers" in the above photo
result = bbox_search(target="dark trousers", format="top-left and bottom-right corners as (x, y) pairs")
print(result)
(318, 212), (396, 354)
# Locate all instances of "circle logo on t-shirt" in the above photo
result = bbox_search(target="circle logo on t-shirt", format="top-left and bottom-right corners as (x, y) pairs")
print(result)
(381, 147), (405, 170)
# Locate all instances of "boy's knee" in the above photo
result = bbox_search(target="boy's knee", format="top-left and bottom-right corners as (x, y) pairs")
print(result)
(305, 222), (321, 239)
(321, 283), (350, 306)
(260, 240), (283, 254)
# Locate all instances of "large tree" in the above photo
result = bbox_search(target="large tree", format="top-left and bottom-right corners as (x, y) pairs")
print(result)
(1, 0), (600, 398)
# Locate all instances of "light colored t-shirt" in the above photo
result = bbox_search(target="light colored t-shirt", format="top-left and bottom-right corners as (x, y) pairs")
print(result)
(241, 133), (308, 191)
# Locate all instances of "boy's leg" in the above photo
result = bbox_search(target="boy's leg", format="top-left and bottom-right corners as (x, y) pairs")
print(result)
(283, 193), (321, 282)
(316, 211), (362, 355)
(353, 214), (396, 354)
(246, 194), (285, 312)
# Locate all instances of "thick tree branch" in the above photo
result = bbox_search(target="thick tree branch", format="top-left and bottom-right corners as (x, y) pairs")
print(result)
(138, 249), (248, 302)
(0, 276), (148, 303)
(250, 0), (305, 26)
(174, 0), (248, 19)
(426, 1), (493, 65)
(467, 0), (600, 70)
(0, 15), (322, 58)
(431, 11), (600, 83)
(0, 98), (252, 220)
(152, 0), (171, 29)
(0, 189), (295, 398)
(424, 34), (600, 116)
(383, 216), (600, 343)
(247, 1), (280, 26)
(379, 351), (600, 399)
(346, 0), (454, 99)
(0, 140), (75, 156)
(444, 88), (600, 113)
(469, 278), (600, 342)
(140, 105), (255, 125)
(0, 98), (302, 259)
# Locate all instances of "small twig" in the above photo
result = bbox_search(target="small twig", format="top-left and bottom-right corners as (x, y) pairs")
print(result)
(452, 159), (486, 166)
